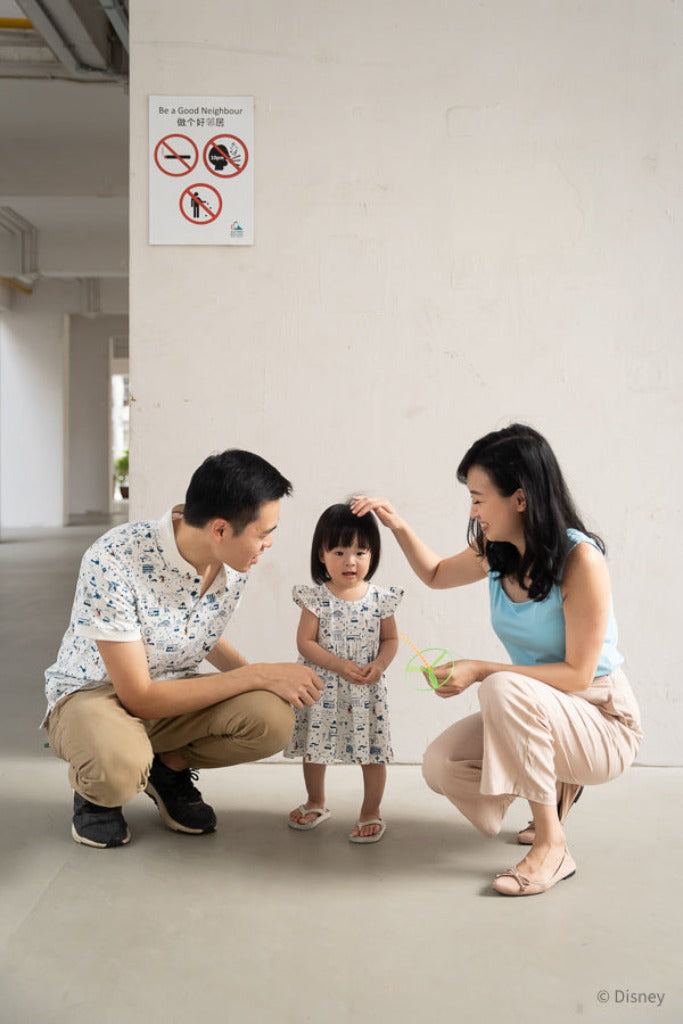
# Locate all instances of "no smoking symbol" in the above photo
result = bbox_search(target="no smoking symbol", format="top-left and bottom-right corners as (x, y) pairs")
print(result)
(203, 134), (249, 177)
(154, 134), (198, 176)
(180, 183), (223, 224)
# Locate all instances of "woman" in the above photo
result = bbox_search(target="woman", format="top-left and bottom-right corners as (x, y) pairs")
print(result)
(352, 424), (642, 896)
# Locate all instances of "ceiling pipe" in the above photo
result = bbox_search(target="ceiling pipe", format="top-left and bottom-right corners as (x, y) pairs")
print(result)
(0, 206), (39, 283)
(95, 0), (128, 54)
(15, 0), (127, 81)
(79, 277), (102, 317)
(0, 275), (33, 295)
(0, 18), (34, 29)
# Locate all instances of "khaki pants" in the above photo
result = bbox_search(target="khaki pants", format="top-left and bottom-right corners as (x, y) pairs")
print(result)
(422, 668), (643, 837)
(47, 684), (295, 807)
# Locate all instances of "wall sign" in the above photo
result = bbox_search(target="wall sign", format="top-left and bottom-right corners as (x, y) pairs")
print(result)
(149, 96), (253, 245)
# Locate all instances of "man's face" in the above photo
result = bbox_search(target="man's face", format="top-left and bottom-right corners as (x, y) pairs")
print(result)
(218, 499), (280, 572)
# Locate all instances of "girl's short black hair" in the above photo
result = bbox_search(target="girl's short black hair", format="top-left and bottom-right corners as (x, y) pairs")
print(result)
(457, 423), (604, 601)
(310, 503), (381, 584)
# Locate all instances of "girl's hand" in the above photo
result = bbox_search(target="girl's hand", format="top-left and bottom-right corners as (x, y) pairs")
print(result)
(432, 659), (480, 698)
(355, 661), (384, 685)
(337, 659), (367, 684)
(351, 496), (403, 532)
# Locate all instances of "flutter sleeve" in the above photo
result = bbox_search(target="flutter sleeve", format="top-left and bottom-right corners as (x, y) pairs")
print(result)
(292, 584), (321, 615)
(378, 585), (404, 618)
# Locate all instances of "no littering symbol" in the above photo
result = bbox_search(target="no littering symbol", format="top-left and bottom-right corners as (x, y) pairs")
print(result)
(203, 134), (249, 177)
(179, 184), (223, 224)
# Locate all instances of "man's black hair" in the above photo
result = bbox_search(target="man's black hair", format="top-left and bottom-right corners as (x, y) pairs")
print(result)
(183, 449), (292, 535)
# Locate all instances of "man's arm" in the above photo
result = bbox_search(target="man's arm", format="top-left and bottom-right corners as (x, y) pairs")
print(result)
(96, 638), (323, 719)
(205, 636), (249, 672)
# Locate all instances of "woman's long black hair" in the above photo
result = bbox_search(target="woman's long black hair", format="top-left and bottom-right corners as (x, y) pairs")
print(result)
(457, 424), (604, 601)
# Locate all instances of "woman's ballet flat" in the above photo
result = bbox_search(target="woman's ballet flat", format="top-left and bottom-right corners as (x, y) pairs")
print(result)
(516, 821), (537, 845)
(517, 783), (584, 845)
(493, 848), (577, 896)
(349, 818), (386, 844)
(288, 806), (331, 830)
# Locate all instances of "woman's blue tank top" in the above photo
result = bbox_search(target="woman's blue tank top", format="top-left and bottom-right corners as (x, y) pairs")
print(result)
(488, 529), (623, 676)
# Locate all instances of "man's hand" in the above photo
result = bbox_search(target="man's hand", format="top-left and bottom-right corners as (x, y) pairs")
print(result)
(257, 663), (324, 708)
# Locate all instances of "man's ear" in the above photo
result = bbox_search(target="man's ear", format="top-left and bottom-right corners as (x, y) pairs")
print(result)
(210, 518), (231, 541)
(515, 489), (527, 512)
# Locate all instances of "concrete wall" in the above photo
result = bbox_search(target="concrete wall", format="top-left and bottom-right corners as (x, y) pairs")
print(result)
(0, 281), (129, 529)
(129, 1), (683, 764)
(0, 302), (68, 528)
(68, 314), (129, 518)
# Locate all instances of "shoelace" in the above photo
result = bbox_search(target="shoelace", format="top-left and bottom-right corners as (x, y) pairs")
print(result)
(170, 768), (202, 802)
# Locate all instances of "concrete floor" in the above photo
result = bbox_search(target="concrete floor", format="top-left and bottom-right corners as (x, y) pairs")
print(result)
(1, 521), (681, 1024)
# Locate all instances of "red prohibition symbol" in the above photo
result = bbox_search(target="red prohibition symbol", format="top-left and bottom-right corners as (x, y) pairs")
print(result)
(203, 134), (249, 178)
(180, 183), (223, 224)
(154, 134), (199, 176)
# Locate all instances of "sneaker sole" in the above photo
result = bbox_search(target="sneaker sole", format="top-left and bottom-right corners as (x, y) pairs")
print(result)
(71, 823), (131, 848)
(145, 782), (216, 835)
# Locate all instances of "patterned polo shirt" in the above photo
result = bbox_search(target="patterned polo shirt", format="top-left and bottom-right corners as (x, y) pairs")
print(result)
(43, 508), (247, 718)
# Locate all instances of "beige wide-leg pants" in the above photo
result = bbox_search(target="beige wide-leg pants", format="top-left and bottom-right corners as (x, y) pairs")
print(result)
(422, 668), (642, 837)
(47, 683), (295, 808)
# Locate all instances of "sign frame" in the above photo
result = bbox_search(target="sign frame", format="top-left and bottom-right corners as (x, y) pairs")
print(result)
(149, 96), (254, 246)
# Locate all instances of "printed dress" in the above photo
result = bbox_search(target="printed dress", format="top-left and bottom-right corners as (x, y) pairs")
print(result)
(283, 582), (403, 765)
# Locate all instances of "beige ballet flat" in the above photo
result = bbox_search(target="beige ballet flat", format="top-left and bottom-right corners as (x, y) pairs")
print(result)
(517, 783), (584, 845)
(493, 848), (577, 896)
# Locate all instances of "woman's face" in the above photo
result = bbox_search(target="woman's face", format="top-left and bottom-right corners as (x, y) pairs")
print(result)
(466, 466), (526, 548)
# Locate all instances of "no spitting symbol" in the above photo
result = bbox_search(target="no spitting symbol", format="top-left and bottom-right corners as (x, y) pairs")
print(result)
(204, 135), (249, 177)
(149, 95), (254, 245)
(180, 184), (222, 224)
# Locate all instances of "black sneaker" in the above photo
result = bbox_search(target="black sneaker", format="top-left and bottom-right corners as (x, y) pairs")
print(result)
(72, 793), (131, 848)
(145, 755), (216, 834)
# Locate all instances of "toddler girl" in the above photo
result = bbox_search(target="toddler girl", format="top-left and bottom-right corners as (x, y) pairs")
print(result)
(285, 502), (403, 842)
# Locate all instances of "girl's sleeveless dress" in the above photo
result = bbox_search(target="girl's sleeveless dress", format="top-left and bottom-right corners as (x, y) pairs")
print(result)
(283, 582), (403, 765)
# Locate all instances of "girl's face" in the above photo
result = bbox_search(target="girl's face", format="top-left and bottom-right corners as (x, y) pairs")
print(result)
(466, 466), (526, 549)
(320, 535), (372, 591)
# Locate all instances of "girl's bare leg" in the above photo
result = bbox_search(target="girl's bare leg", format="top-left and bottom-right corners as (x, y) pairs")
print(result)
(289, 762), (327, 825)
(351, 763), (387, 838)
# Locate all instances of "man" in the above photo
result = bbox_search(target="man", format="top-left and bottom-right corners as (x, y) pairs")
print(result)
(44, 449), (323, 848)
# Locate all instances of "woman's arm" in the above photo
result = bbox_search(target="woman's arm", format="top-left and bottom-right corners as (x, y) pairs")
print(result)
(296, 607), (367, 683)
(351, 496), (487, 589)
(433, 543), (612, 696)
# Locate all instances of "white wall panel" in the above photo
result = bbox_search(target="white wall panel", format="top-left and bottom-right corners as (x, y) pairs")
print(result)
(129, 0), (683, 763)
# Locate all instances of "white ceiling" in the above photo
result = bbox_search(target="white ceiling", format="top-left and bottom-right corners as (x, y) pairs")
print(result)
(0, 0), (129, 285)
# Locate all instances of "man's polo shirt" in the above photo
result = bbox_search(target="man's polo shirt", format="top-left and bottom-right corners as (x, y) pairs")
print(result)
(43, 509), (247, 719)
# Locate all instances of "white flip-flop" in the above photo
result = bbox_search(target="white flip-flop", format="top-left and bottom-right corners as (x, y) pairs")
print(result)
(349, 818), (386, 844)
(288, 805), (331, 831)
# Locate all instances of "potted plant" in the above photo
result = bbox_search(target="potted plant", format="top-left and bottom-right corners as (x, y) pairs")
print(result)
(114, 449), (129, 499)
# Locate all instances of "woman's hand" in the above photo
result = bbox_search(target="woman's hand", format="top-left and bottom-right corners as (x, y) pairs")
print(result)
(431, 659), (480, 698)
(351, 496), (404, 532)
